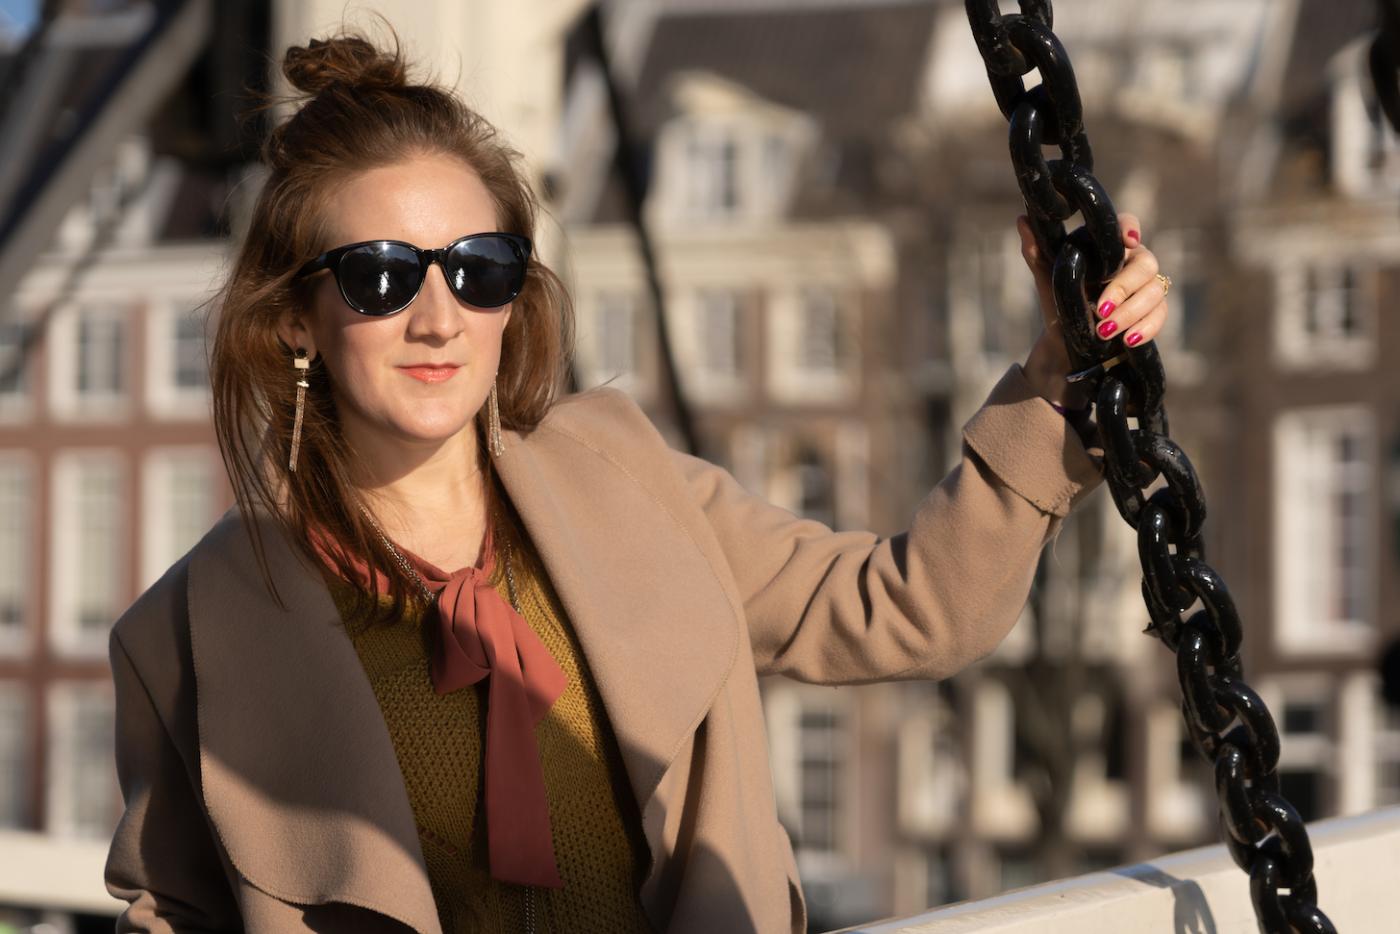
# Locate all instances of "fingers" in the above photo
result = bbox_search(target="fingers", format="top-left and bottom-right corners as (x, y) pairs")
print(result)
(1118, 212), (1142, 249)
(1093, 247), (1162, 342)
(1119, 299), (1167, 348)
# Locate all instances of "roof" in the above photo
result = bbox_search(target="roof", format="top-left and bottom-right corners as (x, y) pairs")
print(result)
(630, 2), (936, 139)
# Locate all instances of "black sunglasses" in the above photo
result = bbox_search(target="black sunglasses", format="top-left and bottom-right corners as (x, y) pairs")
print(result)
(295, 232), (532, 316)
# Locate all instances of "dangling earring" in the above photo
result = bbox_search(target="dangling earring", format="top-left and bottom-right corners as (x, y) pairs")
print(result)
(487, 377), (504, 458)
(289, 348), (310, 472)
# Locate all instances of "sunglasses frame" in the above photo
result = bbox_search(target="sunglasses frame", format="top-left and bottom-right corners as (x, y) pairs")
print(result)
(295, 232), (533, 315)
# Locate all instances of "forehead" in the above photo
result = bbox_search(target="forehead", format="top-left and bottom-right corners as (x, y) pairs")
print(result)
(320, 151), (499, 247)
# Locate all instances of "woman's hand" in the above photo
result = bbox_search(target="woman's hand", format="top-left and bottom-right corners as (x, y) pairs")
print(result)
(1015, 211), (1170, 410)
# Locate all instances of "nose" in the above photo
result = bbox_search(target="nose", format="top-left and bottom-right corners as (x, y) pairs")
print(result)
(404, 257), (464, 342)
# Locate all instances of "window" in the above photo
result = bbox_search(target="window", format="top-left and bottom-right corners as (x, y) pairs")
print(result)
(51, 305), (130, 418)
(686, 129), (740, 219)
(46, 683), (118, 838)
(0, 320), (33, 410)
(0, 458), (32, 653)
(146, 301), (212, 418)
(1378, 701), (1400, 807)
(1274, 408), (1376, 653)
(797, 702), (844, 853)
(794, 445), (835, 528)
(798, 288), (842, 376)
(1274, 263), (1375, 370)
(51, 454), (126, 655)
(141, 449), (215, 589)
(597, 292), (636, 377)
(174, 313), (208, 390)
(1275, 690), (1332, 822)
(767, 287), (860, 404)
(697, 289), (741, 379)
(0, 686), (26, 828)
(976, 230), (1037, 360)
(77, 313), (125, 396)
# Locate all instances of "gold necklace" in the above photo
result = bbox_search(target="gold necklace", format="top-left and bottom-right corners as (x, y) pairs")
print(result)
(358, 504), (522, 613)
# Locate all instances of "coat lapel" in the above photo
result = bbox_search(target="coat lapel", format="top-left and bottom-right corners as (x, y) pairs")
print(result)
(187, 408), (741, 931)
(187, 505), (444, 934)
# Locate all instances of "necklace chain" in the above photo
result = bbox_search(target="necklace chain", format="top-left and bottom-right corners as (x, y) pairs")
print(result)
(359, 505), (521, 613)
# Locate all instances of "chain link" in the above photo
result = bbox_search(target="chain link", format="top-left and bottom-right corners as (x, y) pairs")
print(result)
(1372, 0), (1400, 132)
(965, 3), (1334, 931)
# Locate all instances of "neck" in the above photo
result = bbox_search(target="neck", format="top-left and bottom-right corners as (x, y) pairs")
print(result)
(347, 421), (491, 546)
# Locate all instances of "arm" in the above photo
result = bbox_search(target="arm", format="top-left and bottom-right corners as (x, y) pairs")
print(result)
(676, 363), (1103, 685)
(105, 629), (241, 932)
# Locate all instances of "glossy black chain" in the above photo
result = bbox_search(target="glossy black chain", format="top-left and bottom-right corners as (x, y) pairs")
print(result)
(1371, 0), (1400, 131)
(965, 4), (1335, 931)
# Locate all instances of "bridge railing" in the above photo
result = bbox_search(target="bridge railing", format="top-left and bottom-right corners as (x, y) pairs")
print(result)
(831, 806), (1400, 933)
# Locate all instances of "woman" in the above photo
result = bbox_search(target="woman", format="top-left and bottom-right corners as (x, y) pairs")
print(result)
(103, 29), (1171, 934)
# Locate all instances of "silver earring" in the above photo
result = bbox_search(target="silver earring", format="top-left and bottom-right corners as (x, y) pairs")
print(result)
(487, 377), (504, 457)
(289, 348), (310, 472)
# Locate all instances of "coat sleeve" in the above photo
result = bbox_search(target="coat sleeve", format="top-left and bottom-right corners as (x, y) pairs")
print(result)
(674, 363), (1104, 684)
(105, 626), (241, 932)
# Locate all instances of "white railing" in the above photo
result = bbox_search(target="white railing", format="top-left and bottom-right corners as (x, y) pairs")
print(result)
(0, 828), (120, 914)
(833, 806), (1400, 933)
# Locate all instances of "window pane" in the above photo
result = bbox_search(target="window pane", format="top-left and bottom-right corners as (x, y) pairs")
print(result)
(174, 314), (208, 390)
(699, 290), (740, 376)
(0, 690), (26, 828)
(0, 323), (30, 397)
(76, 314), (124, 396)
(0, 462), (29, 630)
(799, 289), (840, 374)
(75, 461), (123, 632)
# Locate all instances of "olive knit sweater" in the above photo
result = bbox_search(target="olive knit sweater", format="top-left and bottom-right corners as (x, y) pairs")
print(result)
(331, 515), (655, 933)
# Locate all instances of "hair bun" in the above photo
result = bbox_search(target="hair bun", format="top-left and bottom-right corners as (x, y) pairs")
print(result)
(282, 33), (406, 96)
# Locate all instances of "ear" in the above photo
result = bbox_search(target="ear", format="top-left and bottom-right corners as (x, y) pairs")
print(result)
(276, 307), (318, 361)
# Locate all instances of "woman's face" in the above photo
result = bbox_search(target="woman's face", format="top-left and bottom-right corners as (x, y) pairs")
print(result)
(282, 151), (514, 462)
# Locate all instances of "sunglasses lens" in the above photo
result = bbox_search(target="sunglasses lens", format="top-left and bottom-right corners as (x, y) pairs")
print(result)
(446, 236), (527, 308)
(338, 243), (422, 315)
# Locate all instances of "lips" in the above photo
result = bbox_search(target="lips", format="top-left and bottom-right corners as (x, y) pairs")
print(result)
(398, 364), (461, 384)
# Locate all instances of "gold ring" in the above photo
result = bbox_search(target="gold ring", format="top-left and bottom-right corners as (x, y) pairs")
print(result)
(1155, 273), (1172, 297)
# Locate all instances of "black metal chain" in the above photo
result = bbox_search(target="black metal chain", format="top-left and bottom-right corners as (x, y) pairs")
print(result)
(1371, 0), (1400, 131)
(964, 4), (1335, 932)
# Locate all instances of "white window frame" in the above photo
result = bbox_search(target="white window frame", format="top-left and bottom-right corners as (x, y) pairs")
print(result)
(47, 303), (131, 421)
(672, 287), (747, 404)
(766, 286), (859, 405)
(144, 298), (212, 419)
(45, 680), (117, 839)
(1272, 262), (1377, 372)
(140, 446), (218, 590)
(1272, 406), (1377, 656)
(0, 453), (35, 658)
(49, 450), (127, 658)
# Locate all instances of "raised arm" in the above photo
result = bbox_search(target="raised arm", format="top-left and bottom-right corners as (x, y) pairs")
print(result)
(675, 363), (1102, 685)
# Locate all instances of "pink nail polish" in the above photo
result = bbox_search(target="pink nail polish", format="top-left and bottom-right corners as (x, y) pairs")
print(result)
(1097, 300), (1116, 318)
(1125, 331), (1142, 347)
(1127, 229), (1140, 244)
(1097, 319), (1117, 338)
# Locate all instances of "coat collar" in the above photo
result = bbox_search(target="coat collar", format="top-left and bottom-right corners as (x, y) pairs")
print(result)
(187, 410), (741, 932)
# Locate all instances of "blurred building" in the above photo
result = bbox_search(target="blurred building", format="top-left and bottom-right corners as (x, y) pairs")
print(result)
(0, 1), (1397, 932)
(559, 0), (1400, 929)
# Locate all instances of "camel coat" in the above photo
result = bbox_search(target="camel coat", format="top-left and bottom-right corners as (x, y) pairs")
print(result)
(103, 363), (1102, 934)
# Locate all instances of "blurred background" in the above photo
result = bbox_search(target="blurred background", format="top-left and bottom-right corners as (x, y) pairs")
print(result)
(0, 0), (1397, 931)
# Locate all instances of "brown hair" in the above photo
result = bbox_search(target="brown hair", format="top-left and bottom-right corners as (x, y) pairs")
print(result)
(209, 24), (574, 623)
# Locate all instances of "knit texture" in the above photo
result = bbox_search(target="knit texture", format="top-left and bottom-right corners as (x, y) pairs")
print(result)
(332, 514), (655, 934)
